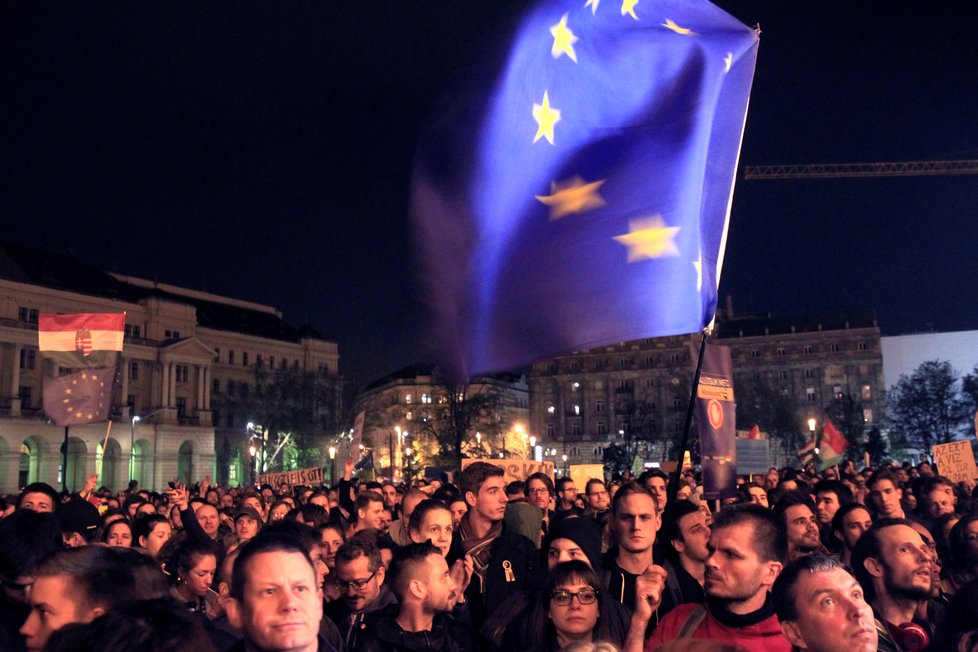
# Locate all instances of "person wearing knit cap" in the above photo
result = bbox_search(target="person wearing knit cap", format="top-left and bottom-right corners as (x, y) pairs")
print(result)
(544, 516), (603, 571)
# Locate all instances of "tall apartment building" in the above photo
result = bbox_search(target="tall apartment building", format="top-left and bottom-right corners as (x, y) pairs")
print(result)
(0, 242), (341, 493)
(353, 364), (529, 476)
(529, 310), (885, 466)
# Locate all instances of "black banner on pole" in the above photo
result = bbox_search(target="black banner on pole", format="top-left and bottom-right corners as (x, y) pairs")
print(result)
(691, 343), (737, 500)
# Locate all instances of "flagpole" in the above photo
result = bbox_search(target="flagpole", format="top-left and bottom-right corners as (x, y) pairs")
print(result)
(96, 420), (113, 483)
(668, 330), (709, 504)
(62, 425), (69, 494)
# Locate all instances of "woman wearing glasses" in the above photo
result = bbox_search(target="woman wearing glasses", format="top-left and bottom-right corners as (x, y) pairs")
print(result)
(524, 560), (622, 651)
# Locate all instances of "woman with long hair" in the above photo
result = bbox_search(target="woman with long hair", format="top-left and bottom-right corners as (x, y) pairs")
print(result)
(133, 514), (173, 558)
(524, 560), (621, 651)
(165, 538), (220, 617)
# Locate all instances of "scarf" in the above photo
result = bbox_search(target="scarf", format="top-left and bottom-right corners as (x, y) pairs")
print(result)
(459, 513), (502, 584)
(707, 592), (777, 629)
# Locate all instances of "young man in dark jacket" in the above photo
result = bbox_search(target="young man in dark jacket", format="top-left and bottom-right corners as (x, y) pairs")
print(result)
(356, 542), (475, 652)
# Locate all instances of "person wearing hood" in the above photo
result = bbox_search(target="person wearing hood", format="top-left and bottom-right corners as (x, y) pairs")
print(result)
(356, 542), (476, 652)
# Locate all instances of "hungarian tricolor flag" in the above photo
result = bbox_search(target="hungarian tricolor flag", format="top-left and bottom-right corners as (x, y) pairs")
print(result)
(39, 313), (124, 426)
(38, 313), (124, 367)
(818, 420), (849, 470)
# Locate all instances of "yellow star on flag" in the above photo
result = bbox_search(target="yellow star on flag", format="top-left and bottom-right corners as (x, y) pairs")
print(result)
(613, 215), (681, 262)
(693, 251), (703, 291)
(532, 91), (561, 145)
(621, 0), (638, 20)
(585, 0), (600, 15)
(536, 176), (606, 220)
(662, 18), (696, 35)
(550, 14), (578, 62)
(723, 52), (733, 72)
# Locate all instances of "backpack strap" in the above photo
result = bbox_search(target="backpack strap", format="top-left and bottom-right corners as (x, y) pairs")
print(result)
(676, 604), (708, 639)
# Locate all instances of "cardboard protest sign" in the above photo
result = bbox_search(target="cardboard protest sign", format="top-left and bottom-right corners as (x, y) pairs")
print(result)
(259, 466), (325, 487)
(569, 464), (605, 491)
(461, 458), (554, 483)
(932, 441), (977, 483)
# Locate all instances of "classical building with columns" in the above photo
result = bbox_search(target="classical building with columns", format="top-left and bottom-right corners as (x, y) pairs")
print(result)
(0, 242), (340, 494)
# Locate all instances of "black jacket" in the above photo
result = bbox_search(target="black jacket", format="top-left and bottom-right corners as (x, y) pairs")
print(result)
(325, 585), (399, 651)
(354, 612), (477, 652)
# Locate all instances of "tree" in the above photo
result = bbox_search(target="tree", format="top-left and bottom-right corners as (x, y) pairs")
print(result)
(864, 426), (888, 467)
(887, 360), (966, 453)
(214, 363), (345, 473)
(961, 365), (978, 436)
(413, 376), (513, 472)
(734, 373), (802, 460)
(826, 393), (866, 462)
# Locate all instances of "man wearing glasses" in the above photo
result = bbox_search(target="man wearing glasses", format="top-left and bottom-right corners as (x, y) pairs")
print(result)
(324, 532), (396, 650)
(584, 479), (611, 528)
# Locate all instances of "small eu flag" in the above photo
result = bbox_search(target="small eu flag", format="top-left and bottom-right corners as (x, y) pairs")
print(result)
(413, 0), (759, 381)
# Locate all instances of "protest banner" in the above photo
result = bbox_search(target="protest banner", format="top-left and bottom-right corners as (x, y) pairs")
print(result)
(569, 464), (605, 491)
(932, 441), (978, 483)
(259, 466), (324, 487)
(462, 458), (554, 484)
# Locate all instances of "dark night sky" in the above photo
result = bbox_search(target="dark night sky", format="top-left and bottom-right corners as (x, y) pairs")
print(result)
(2, 1), (977, 391)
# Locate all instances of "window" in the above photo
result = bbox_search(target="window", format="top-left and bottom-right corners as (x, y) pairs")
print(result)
(127, 395), (135, 410)
(863, 408), (874, 423)
(858, 342), (867, 351)
(645, 378), (655, 387)
(548, 363), (558, 373)
(673, 396), (683, 408)
(176, 365), (189, 383)
(19, 386), (31, 408)
(573, 404), (580, 415)
(618, 358), (627, 368)
(862, 384), (872, 400)
(405, 394), (413, 404)
(571, 382), (580, 391)
(777, 347), (785, 356)
(294, 359), (299, 370)
(595, 400), (605, 413)
(804, 345), (814, 354)
(751, 349), (760, 358)
(129, 360), (139, 380)
(405, 411), (413, 420)
(421, 393), (432, 404)
(645, 355), (655, 365)
(547, 405), (555, 414)
(618, 379), (634, 391)
(176, 397), (187, 418)
(859, 364), (870, 375)
(778, 371), (788, 380)
(547, 423), (555, 437)
(240, 384), (249, 399)
(571, 422), (582, 436)
(597, 422), (608, 435)
(268, 356), (274, 369)
(228, 350), (235, 365)
(172, 331), (180, 339)
(830, 343), (840, 352)
(124, 324), (142, 338)
(806, 388), (817, 402)
(570, 360), (581, 371)
(212, 379), (220, 395)
(256, 354), (263, 367)
(19, 349), (35, 370)
(18, 307), (39, 324)
(227, 380), (236, 397)
(833, 385), (843, 399)
(318, 363), (329, 376)
(804, 369), (816, 379)
(670, 354), (680, 364)
(243, 352), (249, 366)
(281, 359), (287, 370)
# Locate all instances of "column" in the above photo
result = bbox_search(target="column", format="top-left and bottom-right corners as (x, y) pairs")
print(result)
(10, 345), (22, 418)
(161, 362), (170, 407)
(203, 367), (211, 410)
(168, 363), (177, 408)
(196, 365), (204, 410)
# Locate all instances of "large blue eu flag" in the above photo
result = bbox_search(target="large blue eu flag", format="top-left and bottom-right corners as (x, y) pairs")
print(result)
(412, 0), (759, 381)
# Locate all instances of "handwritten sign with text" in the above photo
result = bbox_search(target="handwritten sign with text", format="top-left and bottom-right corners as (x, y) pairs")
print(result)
(461, 458), (554, 483)
(932, 441), (978, 483)
(259, 466), (325, 487)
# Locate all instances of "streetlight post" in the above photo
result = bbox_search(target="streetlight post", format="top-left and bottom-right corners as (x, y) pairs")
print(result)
(249, 445), (257, 486)
(329, 446), (337, 487)
(562, 454), (568, 478)
(807, 418), (820, 469)
(130, 415), (140, 484)
(529, 435), (536, 461)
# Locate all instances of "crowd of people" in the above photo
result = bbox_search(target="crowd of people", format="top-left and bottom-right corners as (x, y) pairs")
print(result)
(2, 455), (978, 652)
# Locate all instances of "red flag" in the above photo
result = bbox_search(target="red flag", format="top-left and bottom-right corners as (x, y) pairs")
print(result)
(819, 421), (849, 469)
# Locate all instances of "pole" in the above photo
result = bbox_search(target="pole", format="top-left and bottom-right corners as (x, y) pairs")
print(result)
(130, 418), (136, 483)
(96, 420), (113, 483)
(62, 426), (69, 494)
(389, 430), (394, 482)
(669, 331), (709, 505)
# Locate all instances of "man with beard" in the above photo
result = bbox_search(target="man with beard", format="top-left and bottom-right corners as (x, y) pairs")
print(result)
(624, 503), (790, 651)
(852, 519), (938, 652)
(772, 555), (878, 652)
(774, 492), (828, 562)
(356, 542), (475, 652)
(584, 479), (612, 528)
(325, 532), (396, 651)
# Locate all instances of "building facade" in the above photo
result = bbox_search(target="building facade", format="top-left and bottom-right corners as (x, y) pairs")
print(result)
(529, 311), (885, 467)
(353, 364), (530, 477)
(0, 243), (340, 493)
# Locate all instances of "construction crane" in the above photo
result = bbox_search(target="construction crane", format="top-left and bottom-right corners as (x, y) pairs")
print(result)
(743, 159), (978, 180)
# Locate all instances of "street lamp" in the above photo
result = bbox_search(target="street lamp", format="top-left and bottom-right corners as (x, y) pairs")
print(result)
(248, 444), (257, 486)
(529, 435), (536, 461)
(807, 418), (819, 469)
(328, 446), (337, 486)
(562, 454), (568, 477)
